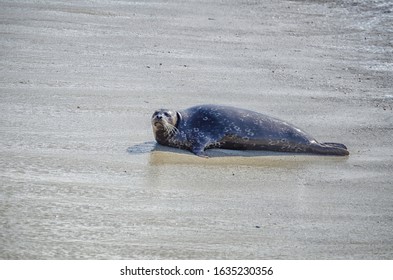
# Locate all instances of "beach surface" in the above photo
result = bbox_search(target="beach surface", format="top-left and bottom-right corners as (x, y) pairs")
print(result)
(1, 0), (392, 259)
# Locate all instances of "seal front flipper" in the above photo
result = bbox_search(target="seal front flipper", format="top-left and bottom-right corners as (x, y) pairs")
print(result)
(190, 138), (213, 158)
(191, 143), (209, 158)
(193, 149), (209, 158)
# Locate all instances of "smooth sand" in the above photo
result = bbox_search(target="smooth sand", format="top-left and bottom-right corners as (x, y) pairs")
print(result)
(1, 0), (392, 259)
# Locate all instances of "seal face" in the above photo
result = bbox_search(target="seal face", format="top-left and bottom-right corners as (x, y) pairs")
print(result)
(151, 104), (349, 157)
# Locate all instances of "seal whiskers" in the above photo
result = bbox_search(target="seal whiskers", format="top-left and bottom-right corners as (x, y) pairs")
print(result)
(164, 122), (179, 136)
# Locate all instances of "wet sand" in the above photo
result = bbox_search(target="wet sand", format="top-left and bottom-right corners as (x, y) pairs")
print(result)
(1, 0), (392, 259)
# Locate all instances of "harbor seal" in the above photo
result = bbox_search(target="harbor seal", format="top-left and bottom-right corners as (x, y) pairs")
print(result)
(151, 104), (349, 157)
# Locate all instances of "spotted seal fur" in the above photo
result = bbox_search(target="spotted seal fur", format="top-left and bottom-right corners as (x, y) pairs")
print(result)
(151, 104), (349, 157)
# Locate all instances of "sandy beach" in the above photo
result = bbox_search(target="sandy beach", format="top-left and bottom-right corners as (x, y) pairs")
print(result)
(1, 0), (392, 259)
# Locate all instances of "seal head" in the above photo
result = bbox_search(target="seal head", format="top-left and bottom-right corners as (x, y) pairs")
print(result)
(151, 109), (182, 146)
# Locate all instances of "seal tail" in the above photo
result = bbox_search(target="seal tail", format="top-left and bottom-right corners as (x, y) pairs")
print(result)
(308, 142), (349, 156)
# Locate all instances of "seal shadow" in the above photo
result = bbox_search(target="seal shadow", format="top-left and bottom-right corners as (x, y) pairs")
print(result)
(126, 141), (157, 154)
(127, 141), (279, 157)
(127, 142), (347, 158)
(127, 142), (348, 168)
(127, 142), (196, 156)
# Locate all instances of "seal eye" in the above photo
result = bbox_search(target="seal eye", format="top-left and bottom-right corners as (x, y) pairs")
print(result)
(164, 112), (170, 117)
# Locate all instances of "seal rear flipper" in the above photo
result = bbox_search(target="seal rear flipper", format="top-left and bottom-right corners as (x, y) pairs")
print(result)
(309, 142), (349, 156)
(321, 142), (348, 150)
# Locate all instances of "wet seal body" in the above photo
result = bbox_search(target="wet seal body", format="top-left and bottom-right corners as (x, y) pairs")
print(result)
(151, 104), (349, 157)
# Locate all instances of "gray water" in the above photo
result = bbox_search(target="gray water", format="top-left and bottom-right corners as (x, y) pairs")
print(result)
(1, 0), (392, 259)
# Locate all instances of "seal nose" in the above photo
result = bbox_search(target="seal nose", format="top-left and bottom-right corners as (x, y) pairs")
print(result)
(156, 115), (162, 120)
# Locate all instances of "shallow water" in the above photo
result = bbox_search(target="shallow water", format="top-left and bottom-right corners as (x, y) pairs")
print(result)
(1, 0), (392, 259)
